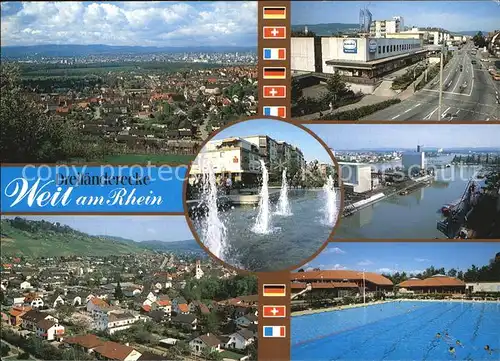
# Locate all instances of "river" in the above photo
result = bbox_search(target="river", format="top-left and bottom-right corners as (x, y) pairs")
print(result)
(334, 156), (480, 239)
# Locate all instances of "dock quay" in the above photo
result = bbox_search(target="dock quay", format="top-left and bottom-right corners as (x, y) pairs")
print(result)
(343, 174), (434, 217)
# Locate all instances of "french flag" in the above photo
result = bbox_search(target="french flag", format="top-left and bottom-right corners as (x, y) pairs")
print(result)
(263, 106), (286, 118)
(263, 48), (286, 61)
(263, 325), (286, 338)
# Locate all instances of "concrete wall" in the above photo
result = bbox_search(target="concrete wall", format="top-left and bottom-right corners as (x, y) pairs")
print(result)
(291, 37), (316, 72)
(466, 282), (500, 293)
(340, 163), (372, 193)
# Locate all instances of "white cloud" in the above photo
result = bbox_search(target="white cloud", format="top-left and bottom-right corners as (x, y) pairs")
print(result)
(377, 267), (397, 274)
(326, 247), (346, 254)
(414, 258), (430, 262)
(313, 263), (347, 270)
(1, 1), (257, 47)
(357, 260), (374, 266)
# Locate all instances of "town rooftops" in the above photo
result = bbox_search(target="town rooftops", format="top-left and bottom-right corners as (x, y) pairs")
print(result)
(172, 313), (196, 324)
(108, 312), (136, 322)
(37, 318), (57, 330)
(137, 351), (170, 361)
(291, 270), (393, 286)
(93, 341), (137, 361)
(291, 281), (359, 289)
(64, 334), (105, 349)
(21, 309), (50, 323)
(398, 275), (466, 288)
(197, 333), (222, 347)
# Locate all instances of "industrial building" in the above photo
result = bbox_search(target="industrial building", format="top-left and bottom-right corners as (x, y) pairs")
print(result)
(291, 270), (394, 298)
(397, 275), (466, 294)
(339, 162), (373, 194)
(401, 145), (426, 176)
(292, 35), (427, 93)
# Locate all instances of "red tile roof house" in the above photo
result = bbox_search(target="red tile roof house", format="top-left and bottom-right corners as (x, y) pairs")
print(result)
(65, 336), (142, 361)
(93, 341), (142, 361)
(36, 318), (65, 341)
(290, 270), (394, 297)
(64, 334), (105, 353)
(397, 275), (466, 294)
(189, 333), (222, 356)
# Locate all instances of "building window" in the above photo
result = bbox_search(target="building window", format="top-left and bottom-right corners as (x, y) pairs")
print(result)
(378, 46), (381, 54)
(383, 46), (385, 53)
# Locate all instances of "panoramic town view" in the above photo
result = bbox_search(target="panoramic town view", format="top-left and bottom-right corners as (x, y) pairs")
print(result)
(0, 216), (258, 361)
(0, 2), (258, 163)
(291, 242), (500, 360)
(307, 124), (500, 239)
(291, 1), (500, 120)
(186, 119), (339, 272)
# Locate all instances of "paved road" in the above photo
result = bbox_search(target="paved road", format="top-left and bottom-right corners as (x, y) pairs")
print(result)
(364, 43), (500, 121)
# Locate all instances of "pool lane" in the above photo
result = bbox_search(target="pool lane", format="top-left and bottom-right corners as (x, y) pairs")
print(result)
(291, 301), (500, 361)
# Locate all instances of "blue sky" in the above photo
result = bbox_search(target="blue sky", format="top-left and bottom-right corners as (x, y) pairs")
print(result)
(212, 119), (333, 163)
(302, 242), (499, 274)
(292, 1), (500, 32)
(5, 216), (194, 242)
(0, 1), (257, 47)
(307, 124), (500, 151)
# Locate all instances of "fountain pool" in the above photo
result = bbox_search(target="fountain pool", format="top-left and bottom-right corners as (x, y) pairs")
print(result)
(192, 188), (342, 272)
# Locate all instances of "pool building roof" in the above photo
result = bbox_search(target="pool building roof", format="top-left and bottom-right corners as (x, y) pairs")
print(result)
(398, 275), (465, 288)
(291, 270), (393, 286)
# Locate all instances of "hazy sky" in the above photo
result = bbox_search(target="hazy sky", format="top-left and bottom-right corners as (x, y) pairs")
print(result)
(212, 119), (333, 164)
(5, 215), (194, 242)
(301, 242), (499, 274)
(0, 1), (257, 47)
(292, 1), (500, 33)
(307, 124), (500, 151)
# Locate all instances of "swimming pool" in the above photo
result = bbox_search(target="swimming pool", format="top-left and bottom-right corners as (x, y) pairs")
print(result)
(291, 301), (500, 360)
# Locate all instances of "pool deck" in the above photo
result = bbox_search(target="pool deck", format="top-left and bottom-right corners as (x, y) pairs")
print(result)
(291, 298), (500, 316)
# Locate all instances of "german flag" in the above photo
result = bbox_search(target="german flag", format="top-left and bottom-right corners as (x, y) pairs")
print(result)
(263, 7), (286, 20)
(263, 67), (286, 80)
(263, 284), (286, 297)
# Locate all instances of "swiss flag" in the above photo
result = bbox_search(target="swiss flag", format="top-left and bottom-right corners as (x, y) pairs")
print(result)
(263, 26), (286, 39)
(263, 86), (286, 98)
(262, 305), (286, 318)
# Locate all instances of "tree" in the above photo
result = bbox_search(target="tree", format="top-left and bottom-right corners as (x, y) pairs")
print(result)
(0, 64), (104, 162)
(291, 78), (303, 103)
(472, 31), (486, 48)
(325, 72), (351, 105)
(114, 281), (124, 301)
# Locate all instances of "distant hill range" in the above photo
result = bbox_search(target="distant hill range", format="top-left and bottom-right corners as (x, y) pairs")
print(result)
(455, 31), (486, 36)
(1, 44), (257, 58)
(292, 23), (359, 36)
(0, 217), (203, 257)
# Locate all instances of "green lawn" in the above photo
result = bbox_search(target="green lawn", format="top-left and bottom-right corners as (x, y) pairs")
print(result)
(220, 350), (247, 360)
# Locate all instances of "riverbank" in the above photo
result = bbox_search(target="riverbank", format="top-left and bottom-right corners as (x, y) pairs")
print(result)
(343, 174), (433, 217)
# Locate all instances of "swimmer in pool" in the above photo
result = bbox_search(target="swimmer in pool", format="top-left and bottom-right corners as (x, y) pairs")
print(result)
(485, 345), (496, 355)
(449, 346), (456, 356)
(456, 340), (463, 347)
(436, 333), (442, 338)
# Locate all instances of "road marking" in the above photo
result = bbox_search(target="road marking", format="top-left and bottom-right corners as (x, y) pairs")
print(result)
(391, 114), (401, 120)
(421, 89), (471, 97)
(424, 106), (439, 120)
(441, 106), (451, 118)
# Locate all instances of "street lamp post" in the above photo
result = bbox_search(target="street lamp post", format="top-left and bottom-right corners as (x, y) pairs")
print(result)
(363, 270), (366, 304)
(438, 44), (445, 121)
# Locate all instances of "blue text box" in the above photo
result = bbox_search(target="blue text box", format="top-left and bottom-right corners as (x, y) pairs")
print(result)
(1, 165), (187, 213)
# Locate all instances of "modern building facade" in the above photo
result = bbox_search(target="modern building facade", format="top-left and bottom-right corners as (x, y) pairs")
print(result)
(370, 19), (401, 38)
(190, 136), (306, 185)
(402, 146), (426, 176)
(339, 162), (372, 193)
